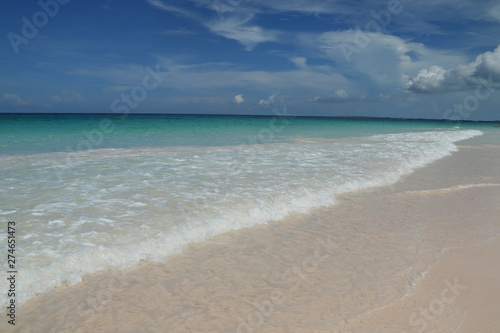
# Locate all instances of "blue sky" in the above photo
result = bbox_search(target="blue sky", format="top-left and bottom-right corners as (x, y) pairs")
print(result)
(1, 0), (500, 120)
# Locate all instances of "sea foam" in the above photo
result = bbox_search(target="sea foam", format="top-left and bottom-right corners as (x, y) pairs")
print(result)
(0, 129), (483, 306)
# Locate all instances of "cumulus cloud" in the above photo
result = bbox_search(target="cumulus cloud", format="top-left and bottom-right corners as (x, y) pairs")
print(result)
(404, 66), (447, 92)
(234, 94), (244, 104)
(333, 89), (348, 99)
(300, 28), (470, 96)
(306, 31), (426, 89)
(258, 94), (276, 105)
(3, 93), (32, 106)
(405, 44), (500, 93)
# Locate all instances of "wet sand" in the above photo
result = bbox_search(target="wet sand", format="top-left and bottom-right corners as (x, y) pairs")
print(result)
(5, 133), (500, 333)
(360, 235), (500, 332)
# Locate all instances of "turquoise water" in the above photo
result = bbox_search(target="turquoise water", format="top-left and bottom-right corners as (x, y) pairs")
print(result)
(1, 113), (496, 155)
(0, 113), (496, 306)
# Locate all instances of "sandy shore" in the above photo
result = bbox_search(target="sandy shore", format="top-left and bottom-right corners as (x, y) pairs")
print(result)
(360, 235), (500, 333)
(5, 133), (500, 332)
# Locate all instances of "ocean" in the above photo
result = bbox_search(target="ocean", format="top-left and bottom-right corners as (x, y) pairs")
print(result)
(0, 113), (496, 307)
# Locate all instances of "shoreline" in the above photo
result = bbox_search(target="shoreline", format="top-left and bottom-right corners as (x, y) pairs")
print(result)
(2, 112), (499, 123)
(5, 133), (500, 332)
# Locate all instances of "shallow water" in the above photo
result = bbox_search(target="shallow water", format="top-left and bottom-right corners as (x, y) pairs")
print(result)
(0, 114), (496, 308)
(9, 137), (500, 333)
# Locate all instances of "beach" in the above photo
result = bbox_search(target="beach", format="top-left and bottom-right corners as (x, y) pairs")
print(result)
(3, 0), (500, 330)
(2, 126), (498, 332)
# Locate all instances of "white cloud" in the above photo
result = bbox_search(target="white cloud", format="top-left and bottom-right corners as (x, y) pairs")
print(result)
(307, 31), (419, 88)
(3, 93), (32, 106)
(404, 66), (447, 93)
(299, 29), (469, 95)
(153, 56), (353, 98)
(145, 0), (500, 52)
(207, 15), (278, 51)
(310, 89), (347, 103)
(148, 0), (500, 38)
(311, 89), (350, 103)
(146, 0), (277, 51)
(52, 90), (83, 102)
(73, 56), (353, 104)
(334, 89), (348, 99)
(311, 91), (390, 103)
(258, 94), (276, 105)
(162, 0), (346, 16)
(486, 3), (500, 22)
(405, 44), (500, 93)
(248, 0), (346, 15)
(146, 0), (198, 19)
(234, 94), (244, 104)
(290, 57), (307, 70)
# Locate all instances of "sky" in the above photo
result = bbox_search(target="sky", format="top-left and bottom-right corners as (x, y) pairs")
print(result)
(1, 0), (500, 120)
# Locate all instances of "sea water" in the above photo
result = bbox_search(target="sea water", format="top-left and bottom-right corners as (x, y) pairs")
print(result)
(0, 113), (492, 306)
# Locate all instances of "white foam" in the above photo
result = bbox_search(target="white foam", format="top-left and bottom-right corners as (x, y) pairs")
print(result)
(400, 183), (500, 196)
(0, 129), (483, 306)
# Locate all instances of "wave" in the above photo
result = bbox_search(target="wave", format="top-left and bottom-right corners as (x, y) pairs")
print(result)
(0, 129), (483, 306)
